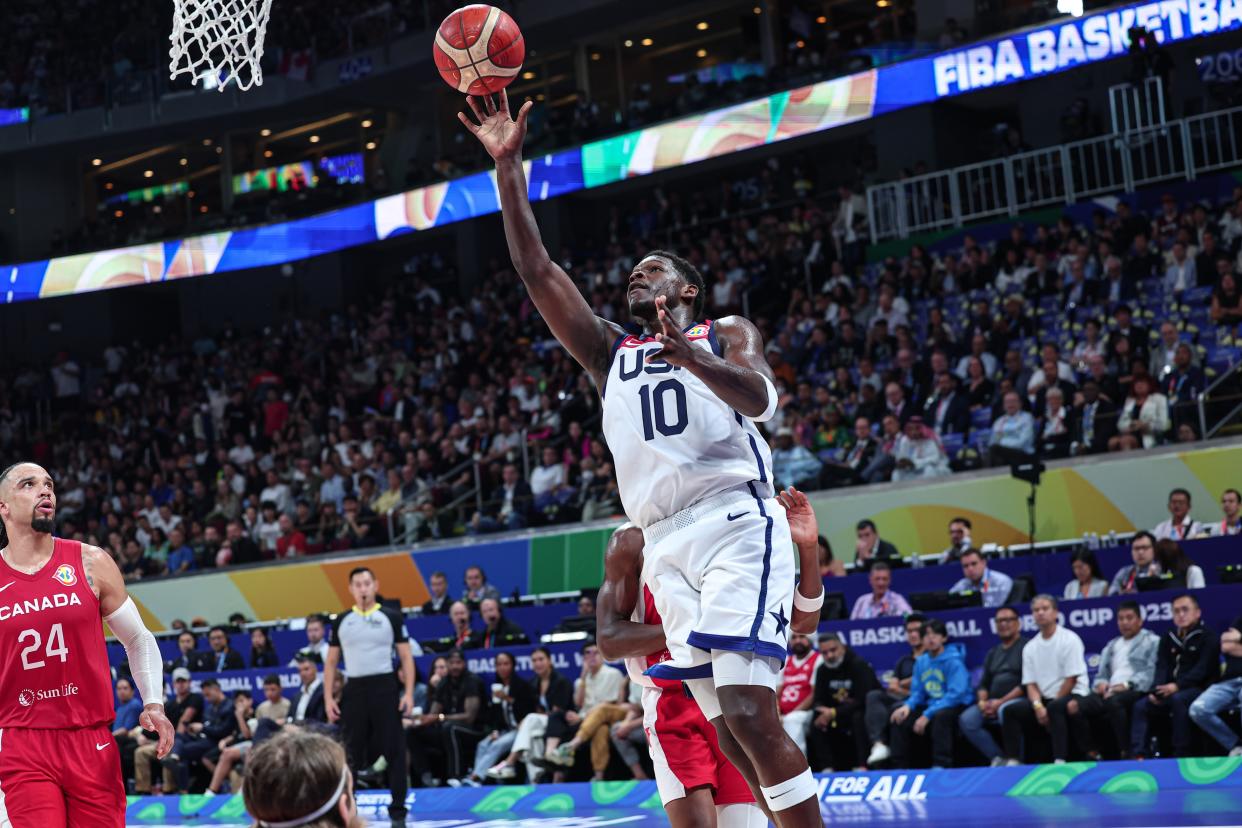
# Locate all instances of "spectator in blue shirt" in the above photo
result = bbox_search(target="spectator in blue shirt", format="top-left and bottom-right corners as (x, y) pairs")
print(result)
(112, 677), (144, 789)
(887, 619), (973, 768)
(988, 390), (1035, 466)
(771, 427), (823, 489)
(950, 549), (1014, 609)
(166, 527), (197, 575)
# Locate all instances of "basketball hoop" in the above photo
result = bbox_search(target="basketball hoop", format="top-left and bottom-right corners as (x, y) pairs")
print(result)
(169, 0), (274, 91)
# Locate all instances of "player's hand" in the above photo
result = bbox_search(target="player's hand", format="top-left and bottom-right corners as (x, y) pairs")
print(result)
(399, 692), (415, 716)
(141, 704), (176, 759)
(458, 89), (532, 162)
(646, 296), (698, 368)
(326, 695), (341, 724)
(778, 486), (818, 549)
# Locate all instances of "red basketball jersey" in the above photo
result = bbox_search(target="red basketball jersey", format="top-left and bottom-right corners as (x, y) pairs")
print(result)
(778, 650), (820, 715)
(624, 584), (680, 690)
(0, 538), (115, 728)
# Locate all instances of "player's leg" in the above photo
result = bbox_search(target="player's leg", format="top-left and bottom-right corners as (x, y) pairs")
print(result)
(692, 504), (820, 827)
(665, 788), (718, 828)
(701, 709), (776, 826)
(0, 729), (69, 827)
(717, 803), (769, 828)
(63, 726), (126, 828)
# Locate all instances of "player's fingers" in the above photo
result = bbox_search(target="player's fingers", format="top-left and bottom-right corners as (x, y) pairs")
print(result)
(457, 111), (480, 134)
(466, 95), (487, 123)
(483, 93), (497, 115)
(516, 100), (534, 129)
(499, 87), (510, 114)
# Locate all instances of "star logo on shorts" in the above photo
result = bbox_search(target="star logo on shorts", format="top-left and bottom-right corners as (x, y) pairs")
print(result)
(770, 606), (789, 638)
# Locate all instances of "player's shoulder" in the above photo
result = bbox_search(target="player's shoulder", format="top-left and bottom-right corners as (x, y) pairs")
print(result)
(710, 314), (761, 339)
(606, 522), (644, 554)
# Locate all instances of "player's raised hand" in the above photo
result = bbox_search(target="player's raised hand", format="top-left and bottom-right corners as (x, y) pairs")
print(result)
(458, 89), (533, 162)
(778, 486), (818, 549)
(141, 703), (176, 759)
(647, 295), (697, 367)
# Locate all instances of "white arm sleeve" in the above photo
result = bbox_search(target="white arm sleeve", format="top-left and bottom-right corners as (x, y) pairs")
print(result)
(105, 597), (164, 707)
(754, 375), (779, 423)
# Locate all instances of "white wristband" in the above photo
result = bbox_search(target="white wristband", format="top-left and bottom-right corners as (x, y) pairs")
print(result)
(754, 375), (779, 423)
(793, 586), (825, 613)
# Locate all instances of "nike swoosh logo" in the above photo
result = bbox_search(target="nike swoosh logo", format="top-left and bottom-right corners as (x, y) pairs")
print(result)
(96, 742), (109, 751)
(0, 583), (13, 593)
(726, 511), (749, 521)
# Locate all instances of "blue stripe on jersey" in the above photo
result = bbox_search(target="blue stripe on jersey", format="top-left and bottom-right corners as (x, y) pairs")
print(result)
(706, 320), (721, 357)
(601, 332), (629, 400)
(646, 662), (715, 681)
(747, 481), (775, 643)
(734, 412), (769, 484)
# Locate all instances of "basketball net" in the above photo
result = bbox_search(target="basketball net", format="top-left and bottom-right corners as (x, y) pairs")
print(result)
(169, 0), (274, 91)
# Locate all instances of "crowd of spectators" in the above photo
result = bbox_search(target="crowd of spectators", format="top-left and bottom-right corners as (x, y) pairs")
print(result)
(117, 513), (1242, 796)
(5, 142), (1240, 586)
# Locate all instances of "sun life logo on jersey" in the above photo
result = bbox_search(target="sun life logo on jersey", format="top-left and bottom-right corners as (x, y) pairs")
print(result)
(16, 689), (34, 707)
(53, 564), (77, 587)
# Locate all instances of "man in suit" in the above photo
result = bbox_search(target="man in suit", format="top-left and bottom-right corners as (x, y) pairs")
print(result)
(1195, 232), (1224, 286)
(1073, 379), (1119, 455)
(466, 598), (530, 650)
(422, 571), (454, 615)
(166, 630), (212, 674)
(1062, 258), (1098, 307)
(207, 625), (245, 672)
(1163, 242), (1197, 298)
(855, 519), (900, 567)
(882, 382), (917, 426)
(472, 463), (532, 533)
(1110, 305), (1150, 368)
(288, 655), (328, 728)
(1100, 255), (1138, 305)
(1124, 233), (1163, 284)
(923, 372), (971, 436)
(1031, 360), (1078, 414)
(821, 416), (879, 488)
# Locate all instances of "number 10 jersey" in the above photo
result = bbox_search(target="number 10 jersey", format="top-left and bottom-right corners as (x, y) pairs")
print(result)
(601, 320), (774, 529)
(0, 538), (115, 728)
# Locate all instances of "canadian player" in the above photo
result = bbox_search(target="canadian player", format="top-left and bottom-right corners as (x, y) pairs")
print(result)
(0, 462), (173, 826)
(462, 91), (824, 827)
(596, 487), (823, 827)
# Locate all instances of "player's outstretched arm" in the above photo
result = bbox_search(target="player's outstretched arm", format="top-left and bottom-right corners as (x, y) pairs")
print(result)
(596, 524), (666, 662)
(649, 300), (775, 421)
(83, 545), (175, 757)
(459, 90), (619, 382)
(778, 487), (826, 635)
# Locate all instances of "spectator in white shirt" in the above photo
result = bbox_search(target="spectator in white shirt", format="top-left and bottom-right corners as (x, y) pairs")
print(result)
(1153, 488), (1205, 542)
(1212, 488), (1242, 537)
(228, 432), (257, 467)
(529, 446), (568, 498)
(1163, 242), (1196, 296)
(1000, 595), (1089, 764)
(259, 470), (294, 516)
(891, 417), (951, 481)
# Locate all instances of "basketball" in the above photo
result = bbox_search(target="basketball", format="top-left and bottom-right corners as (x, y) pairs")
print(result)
(433, 4), (525, 96)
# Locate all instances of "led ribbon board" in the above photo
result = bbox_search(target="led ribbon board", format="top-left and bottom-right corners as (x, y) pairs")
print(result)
(3, 0), (1238, 303)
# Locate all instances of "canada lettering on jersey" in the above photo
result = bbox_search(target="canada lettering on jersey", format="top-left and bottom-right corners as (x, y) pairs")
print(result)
(0, 591), (82, 622)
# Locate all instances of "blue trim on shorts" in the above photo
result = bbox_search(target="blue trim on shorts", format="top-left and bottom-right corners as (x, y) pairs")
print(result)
(747, 481), (775, 642)
(686, 630), (787, 662)
(645, 662), (715, 680)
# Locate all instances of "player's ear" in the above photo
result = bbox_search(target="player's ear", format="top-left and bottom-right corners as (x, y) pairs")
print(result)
(678, 281), (699, 308)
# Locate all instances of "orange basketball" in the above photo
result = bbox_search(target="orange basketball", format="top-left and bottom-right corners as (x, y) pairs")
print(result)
(433, 4), (525, 95)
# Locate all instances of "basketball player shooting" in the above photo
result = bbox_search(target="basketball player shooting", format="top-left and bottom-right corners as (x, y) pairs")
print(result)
(596, 488), (824, 828)
(0, 462), (173, 826)
(461, 91), (825, 827)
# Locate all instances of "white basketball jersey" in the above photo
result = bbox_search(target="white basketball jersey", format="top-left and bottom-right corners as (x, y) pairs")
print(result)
(601, 320), (774, 529)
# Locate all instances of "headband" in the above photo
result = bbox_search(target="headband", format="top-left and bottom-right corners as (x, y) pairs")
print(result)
(260, 766), (349, 828)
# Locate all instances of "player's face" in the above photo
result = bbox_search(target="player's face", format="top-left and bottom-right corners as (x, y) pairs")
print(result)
(0, 463), (56, 534)
(627, 256), (682, 318)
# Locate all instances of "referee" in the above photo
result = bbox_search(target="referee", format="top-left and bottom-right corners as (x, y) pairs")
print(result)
(324, 566), (414, 828)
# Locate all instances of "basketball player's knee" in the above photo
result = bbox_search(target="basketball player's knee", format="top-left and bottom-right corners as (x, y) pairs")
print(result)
(718, 686), (781, 749)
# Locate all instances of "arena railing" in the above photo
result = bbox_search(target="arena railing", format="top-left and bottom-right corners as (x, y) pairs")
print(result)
(866, 103), (1242, 242)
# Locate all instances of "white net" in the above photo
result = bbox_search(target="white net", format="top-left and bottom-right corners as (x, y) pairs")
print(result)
(169, 0), (274, 91)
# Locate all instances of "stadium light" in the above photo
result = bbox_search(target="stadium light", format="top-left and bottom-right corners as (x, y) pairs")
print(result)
(91, 158), (102, 166)
(696, 21), (709, 30)
(361, 119), (373, 128)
